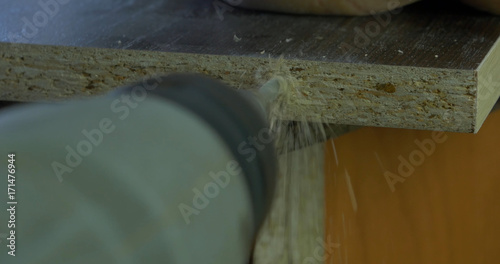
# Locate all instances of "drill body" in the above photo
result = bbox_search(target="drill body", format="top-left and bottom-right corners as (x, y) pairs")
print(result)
(0, 75), (277, 264)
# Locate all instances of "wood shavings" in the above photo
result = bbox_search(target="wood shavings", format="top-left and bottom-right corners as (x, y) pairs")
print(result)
(254, 59), (331, 262)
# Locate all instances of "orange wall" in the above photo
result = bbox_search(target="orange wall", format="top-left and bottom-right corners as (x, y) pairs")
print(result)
(325, 110), (500, 264)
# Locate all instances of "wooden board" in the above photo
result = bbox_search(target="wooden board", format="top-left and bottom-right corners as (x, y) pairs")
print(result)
(1, 0), (500, 132)
(324, 110), (500, 263)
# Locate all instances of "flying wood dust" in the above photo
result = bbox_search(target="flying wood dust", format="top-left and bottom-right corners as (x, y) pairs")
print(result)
(251, 58), (341, 264)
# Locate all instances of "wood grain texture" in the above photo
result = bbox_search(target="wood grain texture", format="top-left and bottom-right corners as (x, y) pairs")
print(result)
(1, 0), (500, 132)
(324, 110), (500, 264)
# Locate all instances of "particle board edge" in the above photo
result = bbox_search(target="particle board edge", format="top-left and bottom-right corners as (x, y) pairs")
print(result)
(476, 37), (500, 133)
(0, 42), (478, 132)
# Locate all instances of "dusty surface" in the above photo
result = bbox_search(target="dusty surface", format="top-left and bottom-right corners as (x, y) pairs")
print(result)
(0, 43), (479, 132)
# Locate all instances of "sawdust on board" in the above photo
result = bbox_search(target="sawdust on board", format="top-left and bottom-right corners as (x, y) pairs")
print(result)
(251, 57), (345, 263)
